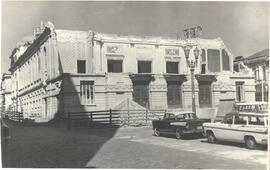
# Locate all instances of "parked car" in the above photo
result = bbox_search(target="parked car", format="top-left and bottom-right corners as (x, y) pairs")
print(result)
(152, 112), (210, 139)
(203, 112), (268, 149)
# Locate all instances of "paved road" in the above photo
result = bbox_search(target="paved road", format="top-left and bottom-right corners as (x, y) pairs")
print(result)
(86, 127), (268, 169)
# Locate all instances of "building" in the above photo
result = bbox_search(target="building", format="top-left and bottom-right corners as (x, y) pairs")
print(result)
(234, 49), (269, 102)
(6, 21), (255, 122)
(0, 73), (12, 113)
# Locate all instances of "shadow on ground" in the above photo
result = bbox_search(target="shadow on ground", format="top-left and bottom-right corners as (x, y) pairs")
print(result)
(1, 71), (122, 168)
(1, 119), (120, 168)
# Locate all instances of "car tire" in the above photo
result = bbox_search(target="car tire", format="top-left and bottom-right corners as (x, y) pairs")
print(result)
(154, 128), (160, 137)
(175, 129), (182, 139)
(207, 131), (216, 143)
(245, 136), (257, 149)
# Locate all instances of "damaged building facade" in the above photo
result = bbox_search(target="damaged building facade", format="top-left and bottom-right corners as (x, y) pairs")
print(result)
(234, 49), (269, 102)
(6, 22), (255, 122)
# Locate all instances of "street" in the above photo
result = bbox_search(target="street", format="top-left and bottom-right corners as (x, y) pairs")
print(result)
(86, 127), (267, 169)
(2, 121), (268, 169)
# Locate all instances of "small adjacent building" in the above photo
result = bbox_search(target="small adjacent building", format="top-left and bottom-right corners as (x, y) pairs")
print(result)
(0, 73), (12, 113)
(6, 21), (256, 122)
(234, 49), (269, 102)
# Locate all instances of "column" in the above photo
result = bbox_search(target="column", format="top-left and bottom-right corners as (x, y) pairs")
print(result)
(219, 49), (223, 72)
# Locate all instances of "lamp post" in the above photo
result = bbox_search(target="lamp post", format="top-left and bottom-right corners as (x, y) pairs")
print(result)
(184, 46), (200, 114)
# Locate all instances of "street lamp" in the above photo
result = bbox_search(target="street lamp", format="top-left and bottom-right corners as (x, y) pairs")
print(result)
(184, 45), (200, 115)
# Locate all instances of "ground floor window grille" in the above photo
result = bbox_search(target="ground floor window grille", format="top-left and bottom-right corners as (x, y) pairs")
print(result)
(235, 82), (245, 102)
(80, 81), (94, 105)
(167, 82), (182, 108)
(199, 82), (212, 107)
(133, 84), (149, 107)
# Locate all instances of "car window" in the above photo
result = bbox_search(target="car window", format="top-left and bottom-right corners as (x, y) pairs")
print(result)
(223, 116), (233, 124)
(168, 114), (176, 121)
(164, 114), (170, 120)
(184, 114), (191, 119)
(234, 116), (247, 125)
(248, 116), (265, 125)
(176, 114), (185, 120)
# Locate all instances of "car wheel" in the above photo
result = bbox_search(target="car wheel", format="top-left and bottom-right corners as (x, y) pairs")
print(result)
(154, 128), (160, 137)
(175, 129), (182, 139)
(207, 131), (216, 143)
(245, 137), (256, 149)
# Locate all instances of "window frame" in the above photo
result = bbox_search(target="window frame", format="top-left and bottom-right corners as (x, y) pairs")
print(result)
(222, 49), (230, 71)
(207, 49), (221, 73)
(137, 60), (152, 73)
(166, 61), (179, 74)
(198, 82), (212, 108)
(235, 81), (245, 103)
(167, 82), (182, 109)
(77, 60), (86, 74)
(80, 81), (95, 105)
(107, 59), (123, 73)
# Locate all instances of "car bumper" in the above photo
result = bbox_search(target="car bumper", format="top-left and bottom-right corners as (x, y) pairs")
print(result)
(257, 138), (268, 145)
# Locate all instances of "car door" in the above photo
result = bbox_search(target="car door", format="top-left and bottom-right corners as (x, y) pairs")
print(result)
(158, 114), (171, 133)
(212, 115), (235, 141)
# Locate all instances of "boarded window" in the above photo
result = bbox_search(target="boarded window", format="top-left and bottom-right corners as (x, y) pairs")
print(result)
(107, 60), (123, 73)
(235, 82), (245, 102)
(207, 49), (220, 72)
(138, 61), (151, 73)
(222, 49), (230, 70)
(166, 62), (179, 74)
(80, 81), (94, 105)
(199, 82), (212, 107)
(167, 81), (182, 109)
(133, 83), (149, 107)
(77, 60), (86, 73)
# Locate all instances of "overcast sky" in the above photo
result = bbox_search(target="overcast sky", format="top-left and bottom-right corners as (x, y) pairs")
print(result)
(1, 1), (269, 74)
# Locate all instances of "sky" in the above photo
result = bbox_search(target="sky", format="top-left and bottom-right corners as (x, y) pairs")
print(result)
(1, 1), (269, 74)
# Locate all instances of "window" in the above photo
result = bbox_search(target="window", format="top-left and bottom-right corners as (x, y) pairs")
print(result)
(133, 82), (149, 107)
(80, 81), (94, 105)
(201, 64), (206, 74)
(235, 82), (245, 102)
(207, 49), (220, 72)
(38, 56), (40, 73)
(201, 49), (206, 62)
(263, 65), (266, 81)
(234, 64), (239, 72)
(77, 60), (86, 73)
(107, 60), (123, 73)
(255, 68), (259, 81)
(167, 81), (182, 108)
(222, 49), (230, 71)
(138, 61), (151, 73)
(199, 82), (212, 107)
(201, 49), (206, 74)
(166, 62), (179, 74)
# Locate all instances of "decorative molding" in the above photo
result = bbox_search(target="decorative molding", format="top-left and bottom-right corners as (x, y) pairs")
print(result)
(107, 46), (122, 54)
(165, 49), (179, 55)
